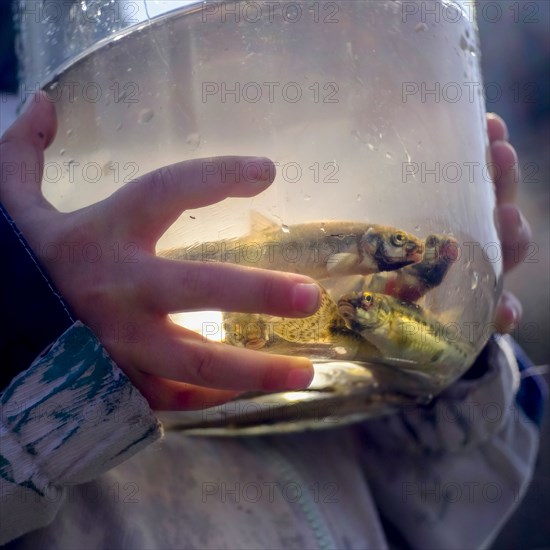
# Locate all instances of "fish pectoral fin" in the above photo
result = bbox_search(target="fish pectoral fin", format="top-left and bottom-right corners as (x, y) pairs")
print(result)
(250, 210), (280, 235)
(326, 253), (360, 274)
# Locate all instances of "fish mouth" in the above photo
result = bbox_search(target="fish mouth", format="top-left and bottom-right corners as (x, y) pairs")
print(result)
(424, 234), (458, 264)
(337, 295), (361, 329)
(440, 237), (459, 263)
(405, 245), (424, 264)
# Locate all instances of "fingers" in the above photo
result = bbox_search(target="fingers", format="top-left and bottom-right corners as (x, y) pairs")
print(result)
(497, 204), (532, 272)
(137, 257), (320, 316)
(0, 92), (57, 211)
(491, 140), (519, 204)
(487, 112), (509, 143)
(125, 370), (240, 411)
(108, 156), (276, 246)
(487, 112), (518, 204)
(494, 290), (522, 334)
(127, 319), (314, 393)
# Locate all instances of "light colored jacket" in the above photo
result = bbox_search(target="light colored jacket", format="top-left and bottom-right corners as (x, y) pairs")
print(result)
(0, 323), (540, 549)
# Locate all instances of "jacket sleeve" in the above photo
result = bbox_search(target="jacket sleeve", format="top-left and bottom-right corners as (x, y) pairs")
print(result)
(0, 322), (163, 545)
(355, 335), (546, 550)
(0, 203), (75, 390)
(0, 203), (162, 544)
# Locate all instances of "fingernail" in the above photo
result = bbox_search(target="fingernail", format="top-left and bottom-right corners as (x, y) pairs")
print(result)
(246, 157), (276, 182)
(500, 292), (522, 333)
(292, 283), (321, 314)
(286, 367), (314, 390)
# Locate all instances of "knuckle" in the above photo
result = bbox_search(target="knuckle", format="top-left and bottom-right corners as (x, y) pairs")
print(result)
(180, 266), (212, 302)
(148, 165), (178, 196)
(192, 347), (218, 386)
(260, 277), (279, 311)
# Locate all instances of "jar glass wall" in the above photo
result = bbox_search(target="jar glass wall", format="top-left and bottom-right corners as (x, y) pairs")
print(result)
(19, 0), (502, 432)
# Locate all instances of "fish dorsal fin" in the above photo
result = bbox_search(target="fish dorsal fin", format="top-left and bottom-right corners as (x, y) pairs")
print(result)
(250, 211), (280, 235)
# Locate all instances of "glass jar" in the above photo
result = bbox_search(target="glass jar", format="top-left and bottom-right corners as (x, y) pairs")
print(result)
(18, 0), (501, 433)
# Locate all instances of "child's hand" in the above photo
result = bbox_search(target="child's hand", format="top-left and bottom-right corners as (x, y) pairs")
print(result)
(487, 113), (532, 334)
(0, 93), (321, 410)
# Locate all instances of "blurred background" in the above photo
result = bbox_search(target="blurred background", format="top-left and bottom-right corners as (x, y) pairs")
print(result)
(476, 1), (549, 548)
(1, 0), (548, 548)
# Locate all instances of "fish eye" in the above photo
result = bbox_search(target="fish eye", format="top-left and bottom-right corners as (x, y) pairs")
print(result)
(426, 235), (437, 248)
(362, 293), (373, 306)
(391, 232), (406, 246)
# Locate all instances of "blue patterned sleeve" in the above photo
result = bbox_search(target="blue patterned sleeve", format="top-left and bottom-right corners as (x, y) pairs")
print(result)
(0, 322), (162, 545)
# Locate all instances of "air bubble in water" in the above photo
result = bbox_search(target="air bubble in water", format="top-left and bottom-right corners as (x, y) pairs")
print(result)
(139, 109), (154, 123)
(415, 22), (428, 32)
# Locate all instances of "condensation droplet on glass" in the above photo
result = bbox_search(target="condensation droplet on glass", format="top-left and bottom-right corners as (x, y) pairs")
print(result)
(66, 128), (73, 137)
(385, 152), (392, 160)
(282, 224), (290, 234)
(127, 67), (132, 72)
(59, 148), (65, 156)
(115, 122), (123, 131)
(186, 133), (201, 148)
(304, 194), (311, 201)
(139, 108), (154, 123)
(367, 143), (374, 151)
(459, 35), (468, 50)
(471, 272), (479, 290)
(414, 225), (421, 232)
(415, 22), (428, 32)
(356, 194), (362, 201)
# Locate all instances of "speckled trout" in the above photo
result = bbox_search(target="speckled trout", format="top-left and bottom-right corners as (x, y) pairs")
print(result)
(162, 212), (424, 279)
(223, 286), (383, 362)
(337, 291), (475, 374)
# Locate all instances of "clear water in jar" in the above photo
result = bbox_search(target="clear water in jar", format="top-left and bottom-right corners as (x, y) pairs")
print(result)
(41, 1), (501, 402)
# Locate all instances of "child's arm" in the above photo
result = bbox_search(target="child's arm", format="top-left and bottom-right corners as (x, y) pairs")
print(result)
(0, 92), (321, 543)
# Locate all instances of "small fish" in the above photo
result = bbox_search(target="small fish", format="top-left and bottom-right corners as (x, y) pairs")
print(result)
(162, 212), (424, 279)
(337, 291), (474, 374)
(222, 286), (382, 361)
(364, 234), (458, 301)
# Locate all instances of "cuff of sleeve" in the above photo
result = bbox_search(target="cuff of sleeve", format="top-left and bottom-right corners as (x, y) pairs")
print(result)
(1, 321), (162, 488)
(359, 335), (522, 455)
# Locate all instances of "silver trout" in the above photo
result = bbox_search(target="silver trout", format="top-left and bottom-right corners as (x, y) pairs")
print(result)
(162, 212), (424, 279)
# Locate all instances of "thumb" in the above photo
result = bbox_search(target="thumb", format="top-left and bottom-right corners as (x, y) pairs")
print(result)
(0, 91), (57, 211)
